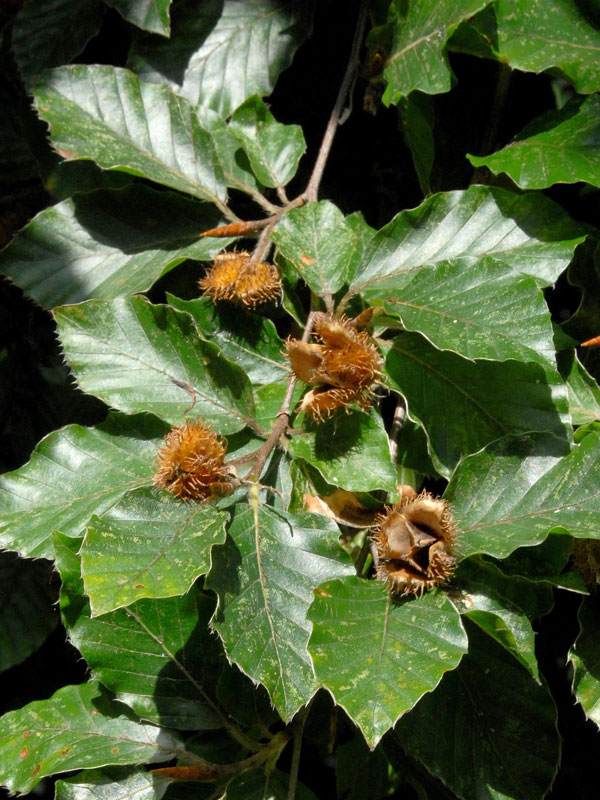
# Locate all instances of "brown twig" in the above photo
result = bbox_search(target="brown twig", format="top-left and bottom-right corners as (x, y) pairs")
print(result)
(248, 194), (305, 264)
(303, 1), (369, 202)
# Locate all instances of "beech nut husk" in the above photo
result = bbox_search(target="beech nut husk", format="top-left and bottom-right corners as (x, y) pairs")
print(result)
(199, 251), (281, 309)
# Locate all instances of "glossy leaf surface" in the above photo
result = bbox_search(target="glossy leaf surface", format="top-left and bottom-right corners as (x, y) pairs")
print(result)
(106, 0), (172, 35)
(81, 488), (228, 614)
(469, 96), (600, 189)
(0, 413), (164, 559)
(130, 0), (313, 116)
(56, 768), (171, 800)
(385, 333), (569, 476)
(33, 66), (227, 206)
(447, 431), (600, 559)
(55, 297), (254, 431)
(0, 187), (231, 308)
(571, 593), (600, 728)
(308, 577), (467, 747)
(207, 504), (354, 721)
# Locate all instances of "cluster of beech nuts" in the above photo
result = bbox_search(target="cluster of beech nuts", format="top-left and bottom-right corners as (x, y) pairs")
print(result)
(152, 250), (457, 596)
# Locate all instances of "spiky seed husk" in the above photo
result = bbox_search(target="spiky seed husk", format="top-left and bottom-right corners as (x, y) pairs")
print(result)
(372, 491), (457, 596)
(153, 420), (234, 502)
(199, 251), (281, 309)
(299, 385), (371, 421)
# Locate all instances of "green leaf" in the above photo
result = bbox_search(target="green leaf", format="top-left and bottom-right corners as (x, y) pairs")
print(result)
(399, 93), (435, 195)
(0, 413), (165, 559)
(57, 537), (227, 730)
(54, 297), (254, 430)
(559, 349), (600, 426)
(207, 504), (354, 721)
(226, 768), (317, 800)
(374, 258), (556, 366)
(12, 0), (104, 83)
(389, 621), (560, 800)
(56, 768), (171, 800)
(0, 681), (184, 794)
(468, 96), (600, 189)
(80, 488), (227, 615)
(288, 410), (397, 493)
(452, 557), (553, 680)
(495, 0), (600, 94)
(228, 96), (305, 190)
(385, 333), (569, 476)
(308, 577), (467, 748)
(167, 295), (287, 386)
(129, 0), (314, 117)
(349, 185), (586, 296)
(106, 0), (172, 35)
(381, 0), (490, 105)
(336, 735), (390, 800)
(33, 66), (227, 207)
(446, 431), (600, 560)
(0, 552), (58, 672)
(0, 187), (233, 308)
(571, 593), (600, 727)
(272, 201), (361, 296)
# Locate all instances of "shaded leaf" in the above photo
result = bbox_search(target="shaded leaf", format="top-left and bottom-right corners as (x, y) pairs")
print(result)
(469, 96), (600, 189)
(381, 0), (490, 105)
(0, 681), (184, 794)
(385, 333), (569, 476)
(349, 185), (586, 296)
(495, 0), (600, 94)
(389, 621), (560, 800)
(375, 258), (556, 366)
(308, 577), (467, 748)
(558, 349), (600, 426)
(56, 767), (171, 800)
(33, 66), (227, 207)
(106, 0), (172, 35)
(0, 413), (165, 559)
(54, 297), (254, 431)
(452, 557), (553, 680)
(288, 410), (397, 493)
(226, 768), (317, 800)
(12, 0), (104, 83)
(571, 593), (600, 728)
(272, 201), (361, 296)
(446, 431), (600, 560)
(55, 533), (227, 730)
(168, 295), (287, 385)
(81, 487), (228, 615)
(0, 552), (58, 672)
(207, 504), (354, 721)
(336, 735), (390, 800)
(0, 187), (232, 308)
(129, 0), (314, 117)
(399, 93), (435, 195)
(229, 96), (305, 190)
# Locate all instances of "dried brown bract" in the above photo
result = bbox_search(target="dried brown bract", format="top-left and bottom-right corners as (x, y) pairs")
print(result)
(153, 420), (235, 502)
(573, 539), (600, 589)
(372, 491), (457, 596)
(285, 311), (382, 421)
(199, 251), (281, 309)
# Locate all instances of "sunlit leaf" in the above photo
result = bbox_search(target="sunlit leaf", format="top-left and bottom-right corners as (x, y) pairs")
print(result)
(469, 96), (600, 189)
(0, 413), (164, 559)
(33, 66), (227, 207)
(308, 576), (468, 747)
(385, 333), (569, 476)
(207, 504), (354, 721)
(130, 0), (314, 117)
(56, 767), (171, 800)
(0, 187), (232, 308)
(446, 431), (600, 559)
(288, 410), (397, 492)
(272, 200), (361, 296)
(0, 682), (184, 794)
(229, 96), (305, 191)
(559, 349), (600, 426)
(106, 0), (172, 35)
(389, 621), (560, 800)
(381, 0), (490, 105)
(55, 297), (254, 431)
